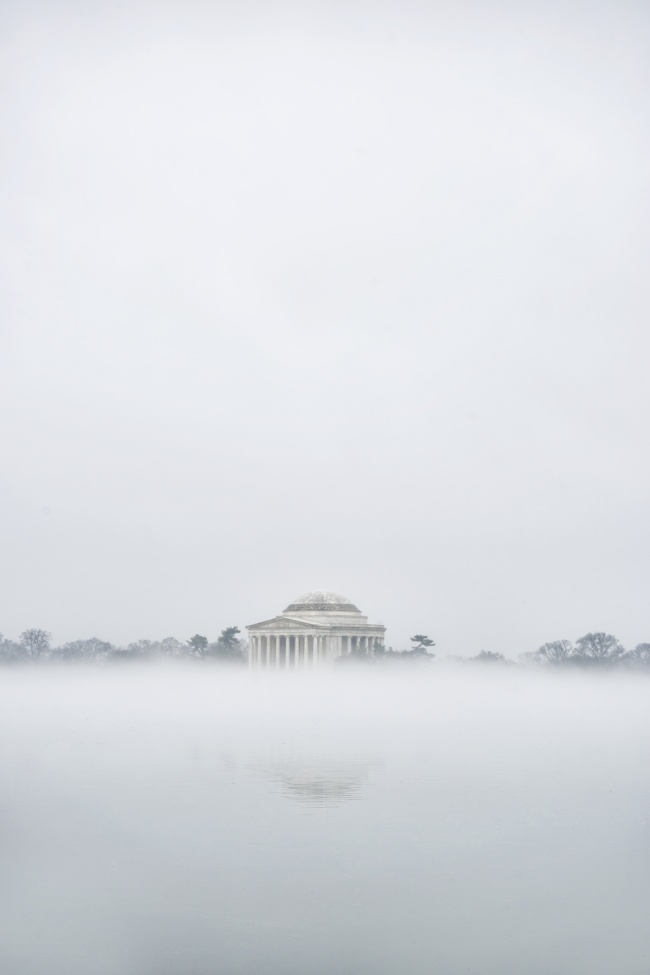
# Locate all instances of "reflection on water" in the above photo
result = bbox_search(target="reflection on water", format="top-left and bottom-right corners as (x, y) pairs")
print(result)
(246, 756), (371, 806)
(239, 733), (377, 806)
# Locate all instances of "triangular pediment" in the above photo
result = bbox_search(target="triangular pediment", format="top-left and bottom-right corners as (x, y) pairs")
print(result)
(247, 615), (329, 631)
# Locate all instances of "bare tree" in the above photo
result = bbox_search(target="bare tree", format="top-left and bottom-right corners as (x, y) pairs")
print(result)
(159, 637), (184, 656)
(536, 639), (574, 665)
(471, 650), (506, 664)
(55, 638), (114, 661)
(118, 637), (187, 659)
(624, 643), (650, 668)
(0, 634), (24, 663)
(574, 632), (624, 662)
(125, 639), (159, 657)
(19, 629), (51, 660)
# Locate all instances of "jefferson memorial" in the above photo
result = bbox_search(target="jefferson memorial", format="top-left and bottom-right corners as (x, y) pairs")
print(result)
(247, 591), (386, 668)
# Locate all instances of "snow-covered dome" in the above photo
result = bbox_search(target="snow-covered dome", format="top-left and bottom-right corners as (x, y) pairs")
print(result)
(283, 591), (361, 614)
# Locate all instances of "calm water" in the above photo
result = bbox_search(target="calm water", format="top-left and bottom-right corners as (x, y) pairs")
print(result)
(0, 665), (648, 974)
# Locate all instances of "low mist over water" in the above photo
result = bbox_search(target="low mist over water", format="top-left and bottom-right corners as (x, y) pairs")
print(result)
(1, 666), (648, 975)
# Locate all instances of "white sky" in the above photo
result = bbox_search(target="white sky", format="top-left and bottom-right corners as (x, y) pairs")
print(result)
(1, 0), (649, 655)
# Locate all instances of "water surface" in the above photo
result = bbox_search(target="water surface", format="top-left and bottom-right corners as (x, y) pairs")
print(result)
(0, 666), (648, 974)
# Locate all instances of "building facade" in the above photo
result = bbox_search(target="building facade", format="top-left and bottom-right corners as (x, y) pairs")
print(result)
(247, 590), (385, 668)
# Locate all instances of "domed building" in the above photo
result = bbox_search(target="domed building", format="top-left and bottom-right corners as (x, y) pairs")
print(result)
(247, 591), (386, 668)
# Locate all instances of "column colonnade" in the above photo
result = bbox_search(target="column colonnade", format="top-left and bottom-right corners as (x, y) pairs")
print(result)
(249, 632), (324, 668)
(249, 631), (385, 667)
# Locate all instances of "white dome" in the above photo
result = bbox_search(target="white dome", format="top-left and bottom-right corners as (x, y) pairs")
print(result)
(283, 591), (361, 614)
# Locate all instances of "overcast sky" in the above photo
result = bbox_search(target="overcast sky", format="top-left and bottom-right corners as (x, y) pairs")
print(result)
(1, 0), (648, 655)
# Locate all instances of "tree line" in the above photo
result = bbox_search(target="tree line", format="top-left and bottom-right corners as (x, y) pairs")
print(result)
(524, 632), (650, 669)
(0, 627), (246, 664)
(1, 627), (648, 670)
(341, 631), (650, 669)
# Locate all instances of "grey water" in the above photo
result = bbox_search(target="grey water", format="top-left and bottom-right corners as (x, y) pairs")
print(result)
(1, 666), (648, 975)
